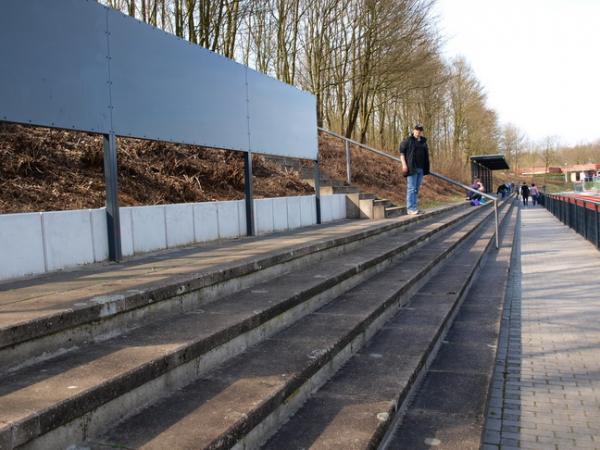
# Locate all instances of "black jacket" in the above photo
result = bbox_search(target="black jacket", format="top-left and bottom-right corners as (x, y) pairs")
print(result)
(399, 135), (430, 177)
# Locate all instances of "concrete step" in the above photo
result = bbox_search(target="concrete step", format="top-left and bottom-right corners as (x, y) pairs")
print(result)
(263, 200), (516, 450)
(319, 185), (360, 195)
(0, 206), (482, 449)
(298, 168), (346, 188)
(359, 195), (406, 221)
(384, 204), (518, 450)
(75, 205), (500, 450)
(373, 198), (392, 207)
(385, 205), (407, 218)
(359, 197), (386, 220)
(0, 202), (467, 375)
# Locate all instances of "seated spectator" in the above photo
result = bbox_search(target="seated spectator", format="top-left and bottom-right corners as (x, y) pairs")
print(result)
(468, 178), (485, 204)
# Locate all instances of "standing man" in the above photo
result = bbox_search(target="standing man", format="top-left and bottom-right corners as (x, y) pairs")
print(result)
(400, 123), (430, 215)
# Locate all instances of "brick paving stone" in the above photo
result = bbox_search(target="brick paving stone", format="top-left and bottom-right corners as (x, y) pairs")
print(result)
(484, 207), (600, 449)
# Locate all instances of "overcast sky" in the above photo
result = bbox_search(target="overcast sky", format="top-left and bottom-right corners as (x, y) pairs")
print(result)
(434, 0), (600, 146)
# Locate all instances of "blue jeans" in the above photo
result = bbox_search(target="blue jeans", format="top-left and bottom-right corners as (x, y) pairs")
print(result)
(406, 168), (424, 212)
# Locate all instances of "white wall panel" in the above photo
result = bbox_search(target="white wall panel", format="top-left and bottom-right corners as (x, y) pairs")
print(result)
(43, 209), (94, 272)
(0, 193), (348, 281)
(0, 212), (45, 280)
(91, 208), (109, 262)
(255, 198), (275, 235)
(119, 207), (134, 257)
(286, 196), (302, 230)
(165, 203), (195, 248)
(272, 197), (289, 232)
(131, 205), (166, 254)
(300, 195), (316, 227)
(217, 201), (241, 239)
(193, 202), (219, 242)
(237, 201), (247, 237)
(334, 194), (347, 220)
(320, 195), (333, 223)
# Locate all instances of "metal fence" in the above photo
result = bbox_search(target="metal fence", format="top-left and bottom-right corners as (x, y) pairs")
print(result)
(540, 194), (600, 249)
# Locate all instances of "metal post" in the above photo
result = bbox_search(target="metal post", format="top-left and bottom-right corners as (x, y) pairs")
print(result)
(314, 159), (322, 224)
(243, 151), (255, 236)
(345, 140), (352, 185)
(494, 199), (499, 250)
(103, 133), (122, 262)
(584, 203), (589, 240)
(596, 204), (599, 249)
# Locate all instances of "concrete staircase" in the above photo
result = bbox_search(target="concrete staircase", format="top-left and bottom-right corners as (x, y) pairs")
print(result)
(0, 199), (516, 450)
(299, 167), (406, 220)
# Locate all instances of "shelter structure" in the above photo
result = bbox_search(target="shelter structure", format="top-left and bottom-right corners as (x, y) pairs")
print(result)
(470, 155), (510, 194)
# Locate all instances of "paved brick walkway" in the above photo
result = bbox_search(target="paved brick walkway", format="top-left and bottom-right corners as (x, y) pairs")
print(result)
(484, 206), (600, 449)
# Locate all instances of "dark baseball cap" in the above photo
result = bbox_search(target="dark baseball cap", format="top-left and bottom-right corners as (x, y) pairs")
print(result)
(414, 123), (424, 130)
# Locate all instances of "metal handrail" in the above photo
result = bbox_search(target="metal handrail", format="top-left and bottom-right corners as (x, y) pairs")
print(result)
(318, 127), (500, 249)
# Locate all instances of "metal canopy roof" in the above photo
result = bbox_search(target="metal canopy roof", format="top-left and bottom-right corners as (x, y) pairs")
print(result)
(470, 154), (510, 171)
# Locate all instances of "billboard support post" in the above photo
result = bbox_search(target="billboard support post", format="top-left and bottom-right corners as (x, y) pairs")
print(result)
(314, 159), (321, 224)
(244, 152), (255, 236)
(103, 133), (122, 262)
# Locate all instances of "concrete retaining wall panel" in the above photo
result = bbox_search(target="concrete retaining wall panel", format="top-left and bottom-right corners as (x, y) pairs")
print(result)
(334, 194), (347, 220)
(165, 204), (195, 248)
(0, 193), (341, 281)
(0, 212), (45, 280)
(300, 195), (316, 227)
(286, 196), (302, 230)
(320, 195), (333, 223)
(193, 202), (219, 242)
(272, 197), (288, 232)
(131, 205), (167, 254)
(255, 198), (274, 235)
(237, 201), (247, 237)
(91, 208), (109, 262)
(119, 207), (134, 257)
(43, 209), (95, 272)
(217, 201), (240, 239)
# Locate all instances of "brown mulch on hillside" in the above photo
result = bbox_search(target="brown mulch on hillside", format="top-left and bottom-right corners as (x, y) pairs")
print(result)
(0, 123), (464, 214)
(0, 123), (313, 213)
(318, 133), (464, 207)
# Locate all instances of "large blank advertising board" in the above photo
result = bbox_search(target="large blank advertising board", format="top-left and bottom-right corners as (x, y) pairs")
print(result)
(0, 0), (318, 160)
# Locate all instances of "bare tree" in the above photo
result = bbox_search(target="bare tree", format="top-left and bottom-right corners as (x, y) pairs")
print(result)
(99, 0), (503, 175)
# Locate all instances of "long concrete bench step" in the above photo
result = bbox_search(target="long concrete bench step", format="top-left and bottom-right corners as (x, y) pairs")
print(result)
(0, 202), (469, 374)
(383, 205), (518, 450)
(0, 205), (482, 450)
(262, 201), (516, 450)
(79, 203), (505, 450)
(384, 205), (407, 218)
